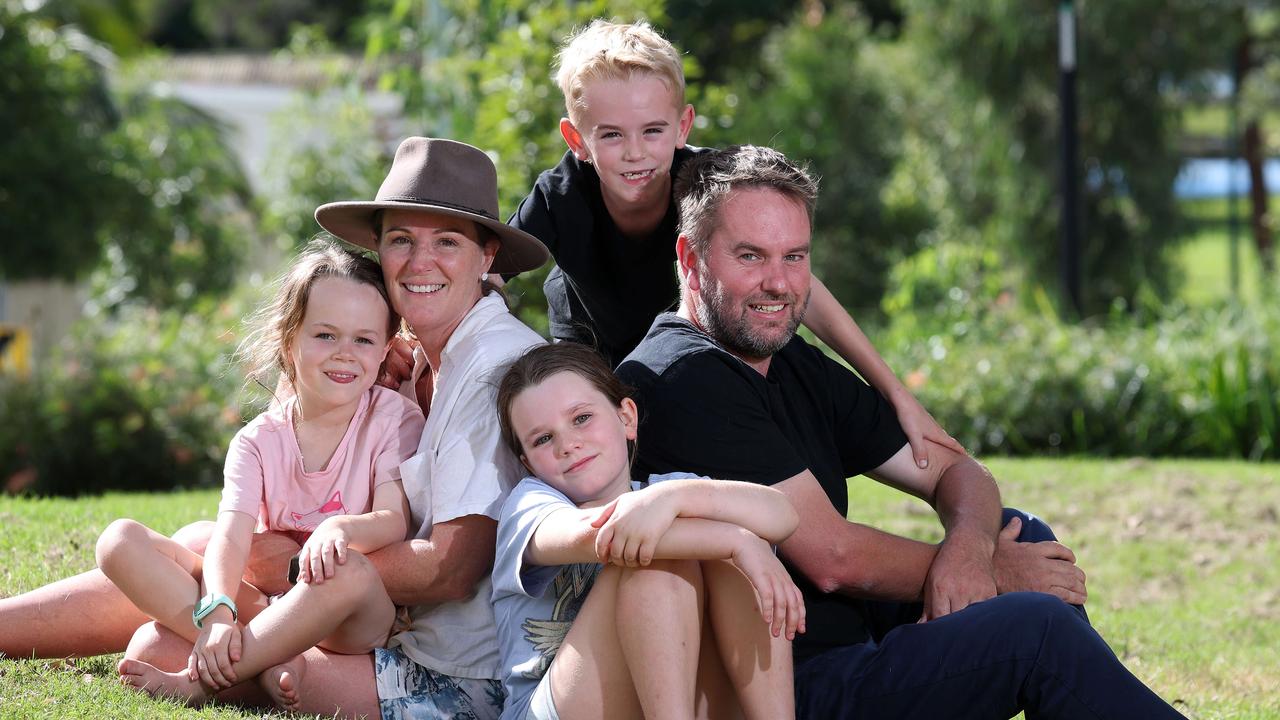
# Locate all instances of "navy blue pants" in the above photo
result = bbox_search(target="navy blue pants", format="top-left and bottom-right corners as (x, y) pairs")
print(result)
(794, 509), (1185, 720)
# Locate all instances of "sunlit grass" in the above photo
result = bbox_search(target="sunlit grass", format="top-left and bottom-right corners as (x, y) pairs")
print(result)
(846, 457), (1280, 720)
(3, 462), (1279, 718)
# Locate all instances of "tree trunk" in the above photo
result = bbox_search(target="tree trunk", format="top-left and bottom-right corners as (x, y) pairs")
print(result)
(1241, 120), (1275, 275)
(1237, 27), (1275, 277)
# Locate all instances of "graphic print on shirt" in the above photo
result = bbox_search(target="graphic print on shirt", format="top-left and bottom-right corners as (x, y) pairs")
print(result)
(521, 563), (600, 680)
(290, 490), (346, 532)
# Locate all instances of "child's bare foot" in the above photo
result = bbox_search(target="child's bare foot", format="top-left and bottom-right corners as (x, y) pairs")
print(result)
(259, 655), (306, 711)
(117, 657), (211, 706)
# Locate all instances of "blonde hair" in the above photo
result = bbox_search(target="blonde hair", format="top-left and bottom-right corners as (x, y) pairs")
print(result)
(555, 19), (685, 126)
(238, 238), (397, 391)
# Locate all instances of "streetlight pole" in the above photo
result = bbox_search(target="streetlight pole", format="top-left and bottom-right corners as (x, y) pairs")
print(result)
(1059, 1), (1082, 317)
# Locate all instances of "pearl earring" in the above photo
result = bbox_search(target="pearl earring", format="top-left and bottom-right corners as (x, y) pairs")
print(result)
(480, 272), (489, 282)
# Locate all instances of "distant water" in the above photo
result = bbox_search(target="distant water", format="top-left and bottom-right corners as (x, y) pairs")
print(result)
(1175, 158), (1279, 199)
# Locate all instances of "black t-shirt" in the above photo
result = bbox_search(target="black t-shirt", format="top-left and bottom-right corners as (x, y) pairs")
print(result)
(509, 147), (711, 367)
(616, 313), (908, 660)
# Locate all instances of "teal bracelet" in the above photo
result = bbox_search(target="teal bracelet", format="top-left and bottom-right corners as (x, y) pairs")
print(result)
(192, 593), (238, 629)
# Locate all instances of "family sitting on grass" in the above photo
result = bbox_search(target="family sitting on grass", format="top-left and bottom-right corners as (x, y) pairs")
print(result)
(0, 20), (1186, 720)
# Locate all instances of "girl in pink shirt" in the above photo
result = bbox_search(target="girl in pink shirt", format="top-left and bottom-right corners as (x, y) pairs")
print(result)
(96, 240), (424, 709)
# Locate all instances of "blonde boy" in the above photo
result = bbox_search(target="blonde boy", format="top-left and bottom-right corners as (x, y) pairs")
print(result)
(509, 19), (961, 468)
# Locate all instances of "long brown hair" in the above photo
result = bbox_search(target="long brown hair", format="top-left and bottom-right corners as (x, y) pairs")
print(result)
(496, 343), (634, 461)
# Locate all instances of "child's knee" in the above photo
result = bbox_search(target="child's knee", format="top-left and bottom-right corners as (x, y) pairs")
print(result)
(619, 558), (704, 598)
(309, 550), (382, 604)
(96, 518), (150, 570)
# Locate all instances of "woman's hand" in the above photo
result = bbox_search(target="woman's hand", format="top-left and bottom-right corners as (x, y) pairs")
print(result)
(377, 333), (419, 390)
(889, 390), (965, 469)
(590, 491), (678, 567)
(297, 517), (351, 584)
(731, 532), (806, 640)
(188, 613), (241, 689)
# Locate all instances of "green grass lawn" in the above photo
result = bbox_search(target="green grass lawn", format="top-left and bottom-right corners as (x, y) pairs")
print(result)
(3, 458), (1279, 718)
(1175, 196), (1275, 307)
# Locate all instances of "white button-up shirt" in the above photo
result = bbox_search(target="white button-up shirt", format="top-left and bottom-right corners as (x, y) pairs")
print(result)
(391, 292), (544, 679)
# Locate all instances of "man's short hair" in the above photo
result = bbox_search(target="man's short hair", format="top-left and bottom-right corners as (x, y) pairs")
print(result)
(675, 145), (819, 256)
(554, 20), (686, 127)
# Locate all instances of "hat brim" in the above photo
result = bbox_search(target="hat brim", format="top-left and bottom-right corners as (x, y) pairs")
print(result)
(314, 200), (549, 276)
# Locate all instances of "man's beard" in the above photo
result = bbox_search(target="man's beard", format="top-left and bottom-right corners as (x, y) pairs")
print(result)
(695, 277), (810, 361)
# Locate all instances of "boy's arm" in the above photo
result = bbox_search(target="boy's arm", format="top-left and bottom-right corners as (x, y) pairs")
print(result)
(803, 274), (963, 467)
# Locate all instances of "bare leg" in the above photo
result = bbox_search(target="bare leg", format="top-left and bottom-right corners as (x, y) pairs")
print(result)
(702, 560), (794, 720)
(99, 519), (228, 643)
(0, 569), (150, 659)
(551, 560), (714, 720)
(117, 551), (392, 707)
(1, 521), (298, 660)
(615, 560), (704, 720)
(0, 521), (215, 659)
(123, 623), (380, 719)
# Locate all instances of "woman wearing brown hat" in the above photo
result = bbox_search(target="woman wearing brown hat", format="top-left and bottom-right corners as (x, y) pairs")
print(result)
(0, 137), (549, 719)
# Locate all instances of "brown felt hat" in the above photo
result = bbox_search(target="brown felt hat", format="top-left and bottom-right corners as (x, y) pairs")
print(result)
(315, 137), (549, 275)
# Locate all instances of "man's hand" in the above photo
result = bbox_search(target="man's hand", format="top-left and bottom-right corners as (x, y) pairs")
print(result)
(992, 516), (1088, 604)
(378, 333), (418, 390)
(919, 531), (997, 622)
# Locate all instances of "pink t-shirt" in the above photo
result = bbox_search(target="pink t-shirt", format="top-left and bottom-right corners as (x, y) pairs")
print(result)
(219, 385), (426, 544)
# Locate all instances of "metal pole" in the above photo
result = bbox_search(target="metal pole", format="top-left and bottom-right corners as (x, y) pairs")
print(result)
(1228, 45), (1242, 297)
(1059, 1), (1082, 318)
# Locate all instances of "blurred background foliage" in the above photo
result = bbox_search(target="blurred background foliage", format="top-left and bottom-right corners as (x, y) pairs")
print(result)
(1, 0), (1277, 494)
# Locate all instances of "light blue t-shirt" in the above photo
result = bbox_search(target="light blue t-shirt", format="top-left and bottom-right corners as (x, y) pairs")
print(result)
(491, 472), (699, 720)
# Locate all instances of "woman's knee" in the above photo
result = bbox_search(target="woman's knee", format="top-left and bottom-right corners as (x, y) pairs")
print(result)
(169, 521), (216, 554)
(95, 518), (151, 571)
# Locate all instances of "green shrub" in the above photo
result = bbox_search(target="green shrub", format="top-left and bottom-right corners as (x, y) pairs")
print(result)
(882, 301), (1280, 460)
(0, 295), (261, 497)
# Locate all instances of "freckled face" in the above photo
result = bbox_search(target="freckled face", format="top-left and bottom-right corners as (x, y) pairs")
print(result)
(509, 371), (637, 506)
(376, 209), (497, 356)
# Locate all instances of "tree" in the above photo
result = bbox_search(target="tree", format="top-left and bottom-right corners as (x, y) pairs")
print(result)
(902, 0), (1244, 316)
(0, 7), (124, 281)
(1237, 2), (1279, 278)
(702, 3), (924, 315)
(0, 6), (255, 309)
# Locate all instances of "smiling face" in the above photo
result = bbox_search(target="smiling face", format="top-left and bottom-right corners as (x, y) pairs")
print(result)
(509, 370), (638, 506)
(561, 74), (694, 219)
(376, 208), (498, 359)
(286, 275), (392, 417)
(685, 187), (813, 369)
